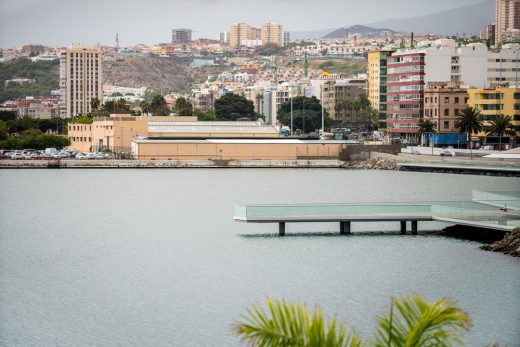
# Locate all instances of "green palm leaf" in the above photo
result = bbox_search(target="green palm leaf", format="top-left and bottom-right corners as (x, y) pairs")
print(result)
(233, 299), (363, 347)
(374, 294), (471, 347)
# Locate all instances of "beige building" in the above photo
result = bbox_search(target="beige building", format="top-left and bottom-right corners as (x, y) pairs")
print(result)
(321, 79), (367, 124)
(131, 139), (345, 161)
(59, 46), (103, 117)
(229, 23), (252, 48)
(67, 115), (197, 152)
(424, 82), (469, 133)
(496, 0), (520, 43)
(146, 121), (279, 138)
(261, 22), (283, 46)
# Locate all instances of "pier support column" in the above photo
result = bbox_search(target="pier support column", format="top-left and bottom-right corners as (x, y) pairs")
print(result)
(340, 221), (351, 235)
(279, 222), (285, 236)
(411, 221), (418, 235)
(400, 221), (406, 234)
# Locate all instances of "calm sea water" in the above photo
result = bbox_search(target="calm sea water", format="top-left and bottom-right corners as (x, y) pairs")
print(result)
(0, 169), (519, 346)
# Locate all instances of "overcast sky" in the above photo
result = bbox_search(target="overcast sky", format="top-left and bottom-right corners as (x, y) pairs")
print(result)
(0, 0), (485, 48)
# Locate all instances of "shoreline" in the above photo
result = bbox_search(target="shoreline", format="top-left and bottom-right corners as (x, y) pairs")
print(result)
(0, 157), (518, 176)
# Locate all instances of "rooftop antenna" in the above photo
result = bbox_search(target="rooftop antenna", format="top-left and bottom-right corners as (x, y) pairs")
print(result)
(116, 33), (119, 48)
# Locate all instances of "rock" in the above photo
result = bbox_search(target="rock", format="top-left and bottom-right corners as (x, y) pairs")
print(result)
(481, 227), (520, 257)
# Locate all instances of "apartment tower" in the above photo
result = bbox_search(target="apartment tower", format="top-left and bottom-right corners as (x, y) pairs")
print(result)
(172, 28), (192, 43)
(495, 0), (520, 43)
(261, 22), (283, 46)
(229, 23), (252, 48)
(367, 50), (393, 131)
(59, 46), (103, 117)
(386, 51), (425, 141)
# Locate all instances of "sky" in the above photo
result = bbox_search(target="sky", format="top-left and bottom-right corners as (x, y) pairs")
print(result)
(0, 0), (486, 48)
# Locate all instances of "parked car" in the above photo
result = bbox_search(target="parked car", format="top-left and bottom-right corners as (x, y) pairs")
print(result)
(411, 150), (421, 155)
(12, 153), (24, 160)
(86, 152), (97, 160)
(94, 152), (105, 159)
(75, 153), (87, 160)
(440, 151), (453, 157)
(41, 152), (53, 159)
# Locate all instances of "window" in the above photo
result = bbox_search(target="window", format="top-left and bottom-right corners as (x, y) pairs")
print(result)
(444, 109), (449, 116)
(444, 121), (449, 129)
(454, 108), (459, 116)
(454, 97), (459, 103)
(444, 97), (449, 104)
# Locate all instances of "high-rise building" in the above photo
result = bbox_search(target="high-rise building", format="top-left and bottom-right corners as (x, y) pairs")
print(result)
(250, 27), (262, 40)
(261, 22), (283, 46)
(495, 0), (520, 43)
(480, 23), (496, 46)
(59, 46), (103, 117)
(367, 50), (393, 131)
(218, 31), (230, 44)
(283, 31), (290, 46)
(386, 51), (425, 141)
(229, 23), (252, 48)
(172, 28), (192, 43)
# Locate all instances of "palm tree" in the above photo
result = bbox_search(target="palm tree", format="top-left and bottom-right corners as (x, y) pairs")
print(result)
(140, 100), (150, 116)
(357, 93), (371, 111)
(90, 97), (101, 115)
(456, 106), (483, 150)
(361, 107), (380, 131)
(234, 295), (471, 347)
(351, 99), (361, 130)
(487, 115), (516, 151)
(417, 119), (437, 147)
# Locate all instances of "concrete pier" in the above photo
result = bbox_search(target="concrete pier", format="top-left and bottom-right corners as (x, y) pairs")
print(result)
(340, 221), (351, 235)
(279, 222), (285, 236)
(400, 221), (407, 234)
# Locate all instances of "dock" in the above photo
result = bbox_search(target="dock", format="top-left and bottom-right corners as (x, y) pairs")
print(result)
(233, 191), (520, 236)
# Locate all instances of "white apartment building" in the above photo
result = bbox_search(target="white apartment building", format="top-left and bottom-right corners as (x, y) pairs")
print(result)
(59, 46), (103, 117)
(400, 39), (520, 88)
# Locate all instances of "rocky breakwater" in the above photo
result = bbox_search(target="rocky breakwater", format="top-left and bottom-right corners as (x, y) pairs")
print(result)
(481, 227), (520, 257)
(344, 157), (398, 170)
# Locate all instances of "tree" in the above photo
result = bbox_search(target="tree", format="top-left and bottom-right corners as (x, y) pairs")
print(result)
(277, 96), (332, 133)
(140, 100), (150, 116)
(233, 295), (471, 347)
(0, 110), (17, 122)
(150, 95), (170, 116)
(417, 119), (437, 147)
(487, 115), (516, 151)
(0, 120), (7, 140)
(174, 97), (193, 116)
(456, 106), (483, 150)
(90, 97), (101, 114)
(361, 107), (380, 131)
(357, 93), (371, 111)
(194, 109), (216, 121)
(214, 93), (255, 121)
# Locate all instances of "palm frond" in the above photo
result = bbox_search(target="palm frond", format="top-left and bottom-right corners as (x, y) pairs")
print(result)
(374, 294), (471, 347)
(233, 299), (363, 347)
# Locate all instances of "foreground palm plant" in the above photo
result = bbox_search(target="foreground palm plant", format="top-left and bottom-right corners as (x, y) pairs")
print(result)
(233, 295), (471, 347)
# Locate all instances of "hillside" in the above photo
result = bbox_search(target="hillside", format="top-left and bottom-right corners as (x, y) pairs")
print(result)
(104, 57), (228, 92)
(367, 0), (494, 35)
(323, 25), (397, 39)
(0, 58), (59, 102)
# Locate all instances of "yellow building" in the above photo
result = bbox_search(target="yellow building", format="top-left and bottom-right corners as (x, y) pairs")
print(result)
(367, 50), (393, 131)
(261, 22), (283, 46)
(229, 23), (252, 48)
(68, 115), (197, 152)
(467, 85), (520, 136)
